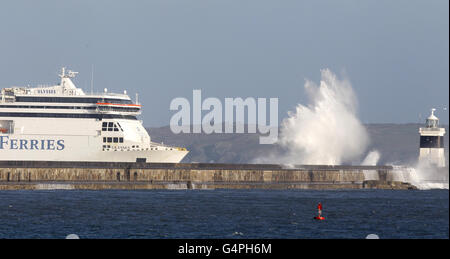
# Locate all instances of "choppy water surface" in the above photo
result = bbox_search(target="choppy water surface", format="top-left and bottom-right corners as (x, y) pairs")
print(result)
(0, 189), (447, 239)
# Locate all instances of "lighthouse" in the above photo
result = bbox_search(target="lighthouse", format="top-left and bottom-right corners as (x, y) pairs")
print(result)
(419, 108), (446, 167)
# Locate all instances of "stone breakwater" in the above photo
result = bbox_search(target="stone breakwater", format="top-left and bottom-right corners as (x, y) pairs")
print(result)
(0, 162), (416, 190)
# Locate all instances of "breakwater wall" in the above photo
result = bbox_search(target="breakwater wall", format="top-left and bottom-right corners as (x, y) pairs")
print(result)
(0, 161), (416, 190)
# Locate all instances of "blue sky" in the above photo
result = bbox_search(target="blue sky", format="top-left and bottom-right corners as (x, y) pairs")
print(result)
(0, 0), (448, 126)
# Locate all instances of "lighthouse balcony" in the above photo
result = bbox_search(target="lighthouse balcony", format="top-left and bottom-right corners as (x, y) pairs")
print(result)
(419, 127), (446, 135)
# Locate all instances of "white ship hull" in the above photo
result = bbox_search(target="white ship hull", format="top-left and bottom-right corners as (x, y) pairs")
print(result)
(0, 142), (188, 163)
(0, 117), (188, 163)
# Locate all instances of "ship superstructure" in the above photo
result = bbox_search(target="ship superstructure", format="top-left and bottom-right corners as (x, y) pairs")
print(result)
(0, 67), (188, 163)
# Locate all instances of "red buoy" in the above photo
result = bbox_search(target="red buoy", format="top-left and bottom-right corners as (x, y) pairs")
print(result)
(315, 202), (325, 220)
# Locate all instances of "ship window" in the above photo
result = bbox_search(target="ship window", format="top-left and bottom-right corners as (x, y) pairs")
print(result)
(107, 137), (112, 143)
(0, 105), (98, 110)
(102, 128), (107, 131)
(102, 122), (107, 127)
(15, 96), (133, 104)
(108, 122), (114, 127)
(103, 137), (106, 143)
(108, 127), (113, 131)
(119, 137), (124, 143)
(117, 123), (123, 131)
(113, 137), (118, 143)
(0, 112), (138, 120)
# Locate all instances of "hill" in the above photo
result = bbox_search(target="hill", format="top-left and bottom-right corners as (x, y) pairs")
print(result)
(146, 124), (449, 165)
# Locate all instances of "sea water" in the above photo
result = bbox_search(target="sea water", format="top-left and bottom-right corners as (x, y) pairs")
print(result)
(0, 189), (447, 239)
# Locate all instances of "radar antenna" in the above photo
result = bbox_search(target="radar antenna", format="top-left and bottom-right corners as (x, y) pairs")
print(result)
(59, 67), (78, 78)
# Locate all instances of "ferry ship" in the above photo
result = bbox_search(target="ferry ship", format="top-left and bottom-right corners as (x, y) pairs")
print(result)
(0, 67), (188, 163)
